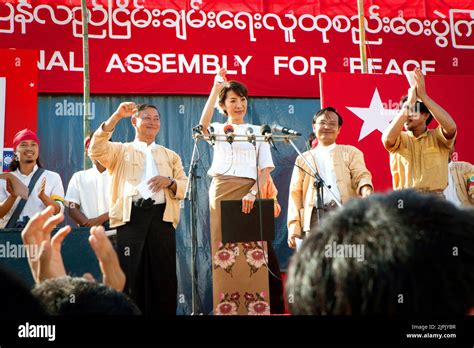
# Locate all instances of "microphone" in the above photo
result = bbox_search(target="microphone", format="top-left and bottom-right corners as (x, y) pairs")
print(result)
(260, 124), (278, 152)
(272, 123), (302, 136)
(246, 127), (256, 146)
(192, 124), (203, 134)
(208, 126), (216, 146)
(223, 124), (235, 144)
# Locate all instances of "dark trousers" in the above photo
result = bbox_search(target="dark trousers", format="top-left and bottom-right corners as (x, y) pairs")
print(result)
(309, 204), (338, 235)
(268, 244), (285, 314)
(116, 203), (177, 316)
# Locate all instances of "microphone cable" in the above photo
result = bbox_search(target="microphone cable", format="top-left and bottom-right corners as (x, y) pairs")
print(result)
(253, 130), (282, 282)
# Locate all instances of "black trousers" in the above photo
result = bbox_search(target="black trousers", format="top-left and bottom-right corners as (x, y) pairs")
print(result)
(268, 244), (285, 314)
(116, 203), (177, 316)
(309, 204), (338, 235)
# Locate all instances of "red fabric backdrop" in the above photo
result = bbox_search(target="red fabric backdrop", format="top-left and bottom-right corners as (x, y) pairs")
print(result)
(320, 72), (474, 191)
(0, 48), (38, 171)
(0, 0), (472, 96)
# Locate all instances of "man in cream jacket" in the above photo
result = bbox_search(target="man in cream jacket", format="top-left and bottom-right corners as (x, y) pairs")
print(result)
(89, 102), (187, 315)
(287, 107), (373, 248)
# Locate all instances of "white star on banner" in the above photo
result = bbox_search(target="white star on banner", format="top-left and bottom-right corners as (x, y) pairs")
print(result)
(346, 88), (399, 141)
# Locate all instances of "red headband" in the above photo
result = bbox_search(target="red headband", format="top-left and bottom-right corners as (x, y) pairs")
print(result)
(13, 129), (39, 150)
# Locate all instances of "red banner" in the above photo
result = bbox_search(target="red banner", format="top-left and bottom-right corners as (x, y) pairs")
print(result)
(0, 0), (473, 97)
(0, 48), (38, 171)
(320, 72), (474, 191)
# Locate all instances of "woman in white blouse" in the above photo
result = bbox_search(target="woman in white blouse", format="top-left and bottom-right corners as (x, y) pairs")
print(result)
(199, 69), (283, 315)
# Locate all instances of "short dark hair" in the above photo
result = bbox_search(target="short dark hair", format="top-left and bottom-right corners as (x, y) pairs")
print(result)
(32, 276), (141, 315)
(313, 107), (343, 127)
(286, 190), (474, 315)
(0, 265), (45, 317)
(136, 103), (160, 118)
(400, 96), (433, 125)
(218, 81), (248, 115)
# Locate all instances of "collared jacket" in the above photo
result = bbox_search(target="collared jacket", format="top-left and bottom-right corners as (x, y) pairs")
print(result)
(287, 144), (373, 238)
(450, 161), (474, 206)
(386, 127), (455, 191)
(89, 124), (187, 228)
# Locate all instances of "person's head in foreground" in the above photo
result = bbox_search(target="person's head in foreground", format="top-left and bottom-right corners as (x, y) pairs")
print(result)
(0, 265), (45, 317)
(286, 189), (474, 315)
(32, 276), (141, 315)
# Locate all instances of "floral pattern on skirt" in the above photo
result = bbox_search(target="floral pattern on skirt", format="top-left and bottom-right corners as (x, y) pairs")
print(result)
(209, 175), (271, 315)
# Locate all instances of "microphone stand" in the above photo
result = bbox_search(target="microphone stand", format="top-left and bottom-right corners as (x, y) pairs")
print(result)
(193, 132), (342, 222)
(184, 134), (203, 315)
(285, 138), (342, 224)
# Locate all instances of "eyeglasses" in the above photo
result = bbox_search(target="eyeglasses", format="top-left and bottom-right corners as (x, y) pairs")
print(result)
(316, 121), (338, 128)
(139, 116), (160, 123)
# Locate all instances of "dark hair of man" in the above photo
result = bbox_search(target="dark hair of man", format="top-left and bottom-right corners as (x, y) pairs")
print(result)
(218, 81), (249, 115)
(313, 107), (343, 127)
(0, 265), (45, 317)
(286, 189), (474, 315)
(136, 103), (160, 118)
(32, 276), (142, 315)
(400, 95), (433, 125)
